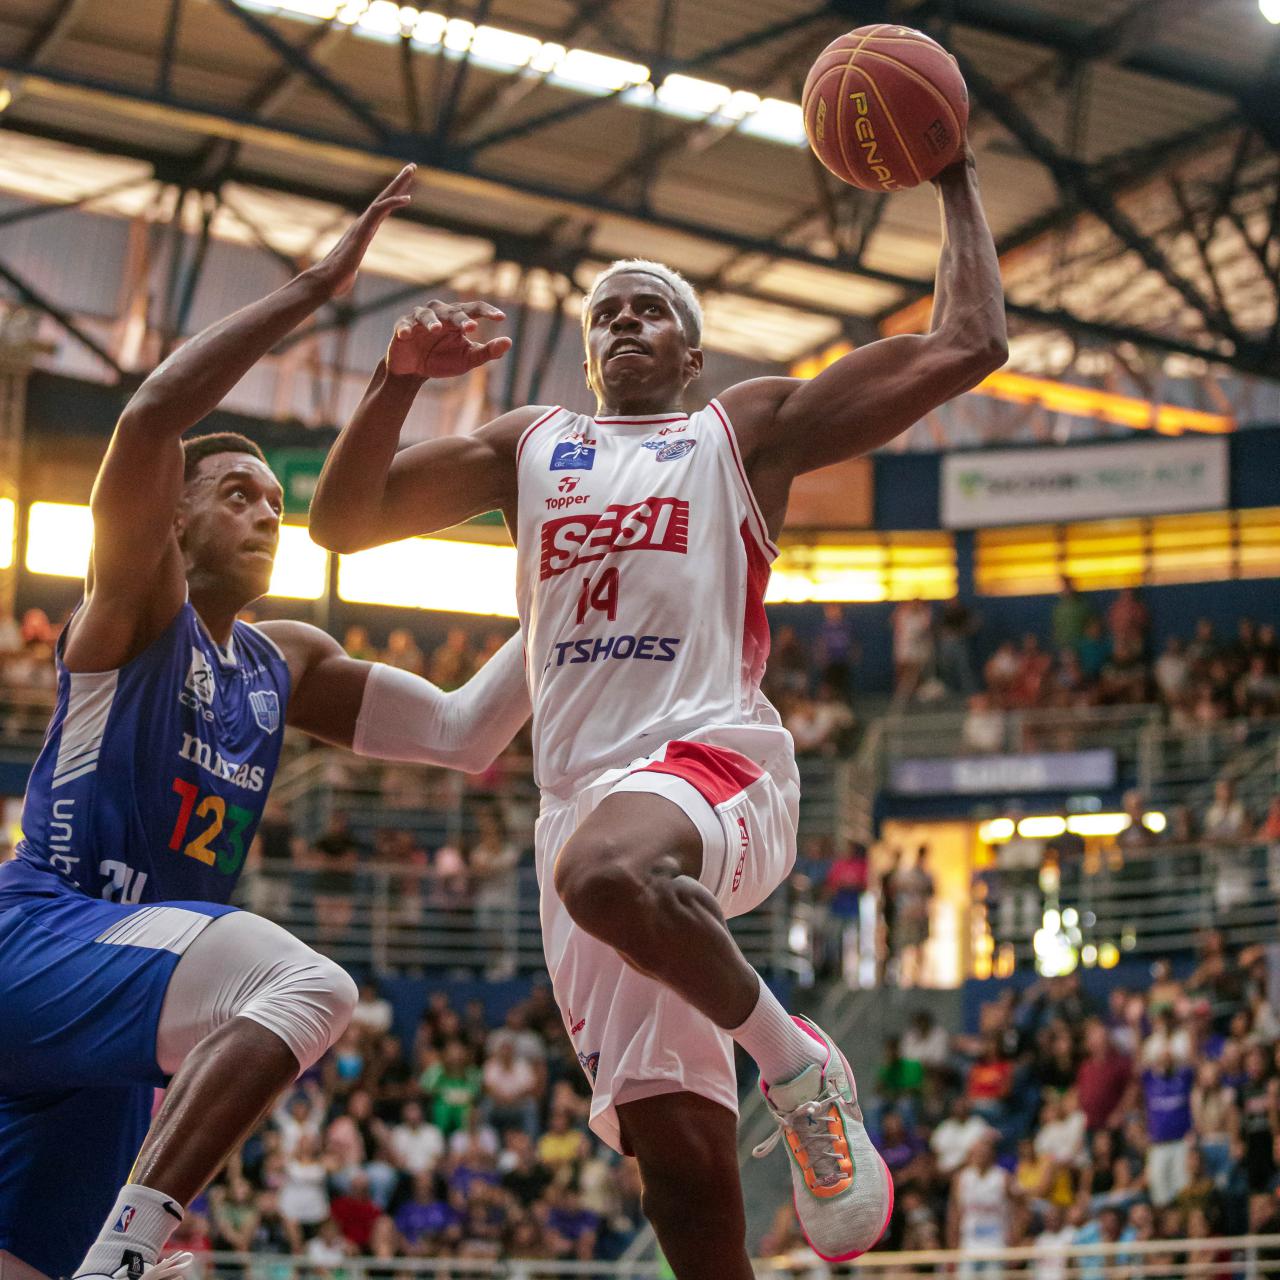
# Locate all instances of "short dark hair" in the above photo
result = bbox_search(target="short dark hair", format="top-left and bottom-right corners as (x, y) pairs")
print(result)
(182, 432), (267, 483)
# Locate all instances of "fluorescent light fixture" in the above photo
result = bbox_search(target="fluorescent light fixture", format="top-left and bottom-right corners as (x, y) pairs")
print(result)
(25, 501), (93, 577)
(978, 818), (1016, 843)
(1065, 812), (1129, 837)
(338, 537), (517, 616)
(268, 524), (329, 600)
(24, 502), (329, 601)
(1018, 815), (1067, 839)
(0, 498), (14, 570)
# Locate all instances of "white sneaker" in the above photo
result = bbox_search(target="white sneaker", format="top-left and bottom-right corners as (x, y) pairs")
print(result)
(74, 1252), (193, 1280)
(753, 1017), (894, 1262)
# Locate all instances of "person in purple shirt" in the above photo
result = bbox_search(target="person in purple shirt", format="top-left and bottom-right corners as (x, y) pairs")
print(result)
(1142, 1049), (1195, 1207)
(393, 1173), (463, 1249)
(546, 1187), (600, 1261)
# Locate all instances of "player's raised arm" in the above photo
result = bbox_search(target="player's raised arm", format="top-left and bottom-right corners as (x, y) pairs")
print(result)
(262, 621), (529, 773)
(80, 168), (416, 642)
(309, 304), (528, 553)
(721, 148), (1007, 476)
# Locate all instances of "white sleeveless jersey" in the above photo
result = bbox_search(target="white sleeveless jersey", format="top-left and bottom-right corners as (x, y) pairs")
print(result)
(515, 400), (784, 794)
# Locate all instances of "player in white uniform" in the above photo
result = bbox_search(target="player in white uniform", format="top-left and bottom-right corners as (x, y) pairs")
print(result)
(311, 145), (1005, 1276)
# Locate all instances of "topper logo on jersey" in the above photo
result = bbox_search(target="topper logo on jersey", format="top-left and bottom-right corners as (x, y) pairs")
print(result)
(181, 647), (217, 722)
(546, 474), (591, 511)
(540, 497), (688, 579)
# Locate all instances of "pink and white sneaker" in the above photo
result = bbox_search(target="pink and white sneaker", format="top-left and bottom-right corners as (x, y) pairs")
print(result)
(753, 1016), (894, 1262)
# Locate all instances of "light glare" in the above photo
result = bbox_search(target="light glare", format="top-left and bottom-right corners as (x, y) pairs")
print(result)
(1263, 0), (1280, 23)
(1018, 815), (1068, 839)
(0, 498), (14, 570)
(268, 524), (328, 600)
(338, 537), (518, 616)
(26, 502), (93, 577)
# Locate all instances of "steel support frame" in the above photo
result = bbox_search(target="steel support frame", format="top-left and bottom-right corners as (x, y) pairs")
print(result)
(2, 0), (1278, 377)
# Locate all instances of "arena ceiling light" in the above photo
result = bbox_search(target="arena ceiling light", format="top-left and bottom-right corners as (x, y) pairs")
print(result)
(1017, 816), (1068, 839)
(1262, 0), (1280, 24)
(237, 0), (807, 145)
(23, 503), (327, 601)
(0, 498), (14, 572)
(337, 537), (518, 616)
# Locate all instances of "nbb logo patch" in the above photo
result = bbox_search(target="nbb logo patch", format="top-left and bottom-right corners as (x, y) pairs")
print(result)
(540, 497), (688, 580)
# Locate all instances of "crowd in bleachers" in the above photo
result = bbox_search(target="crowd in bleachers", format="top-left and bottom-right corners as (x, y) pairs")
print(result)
(165, 984), (651, 1267)
(764, 933), (1280, 1269)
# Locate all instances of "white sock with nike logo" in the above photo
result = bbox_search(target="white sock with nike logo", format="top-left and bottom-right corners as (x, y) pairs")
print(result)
(75, 1184), (184, 1278)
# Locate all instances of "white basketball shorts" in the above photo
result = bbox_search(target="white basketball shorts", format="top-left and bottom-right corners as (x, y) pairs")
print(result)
(534, 723), (800, 1153)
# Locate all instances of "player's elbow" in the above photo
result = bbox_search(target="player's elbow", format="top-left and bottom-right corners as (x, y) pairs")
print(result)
(307, 511), (369, 556)
(940, 323), (1007, 387)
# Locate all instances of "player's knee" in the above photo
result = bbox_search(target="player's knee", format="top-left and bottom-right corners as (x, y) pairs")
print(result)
(239, 942), (358, 1073)
(554, 841), (643, 937)
(639, 1140), (739, 1233)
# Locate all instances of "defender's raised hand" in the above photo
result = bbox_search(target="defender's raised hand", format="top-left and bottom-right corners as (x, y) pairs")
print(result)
(309, 165), (417, 299)
(387, 301), (512, 379)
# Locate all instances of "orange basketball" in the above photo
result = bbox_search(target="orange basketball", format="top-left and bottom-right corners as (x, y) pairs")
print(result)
(801, 25), (968, 192)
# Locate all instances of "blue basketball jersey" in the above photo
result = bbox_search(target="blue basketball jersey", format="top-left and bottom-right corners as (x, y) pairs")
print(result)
(16, 601), (291, 904)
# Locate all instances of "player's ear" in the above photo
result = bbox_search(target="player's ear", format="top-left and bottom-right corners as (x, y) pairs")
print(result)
(582, 356), (592, 392)
(684, 346), (703, 383)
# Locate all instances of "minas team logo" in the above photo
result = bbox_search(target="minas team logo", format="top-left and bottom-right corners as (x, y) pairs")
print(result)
(249, 688), (281, 734)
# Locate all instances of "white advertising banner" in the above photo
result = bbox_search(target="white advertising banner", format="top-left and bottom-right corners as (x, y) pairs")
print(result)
(941, 437), (1229, 528)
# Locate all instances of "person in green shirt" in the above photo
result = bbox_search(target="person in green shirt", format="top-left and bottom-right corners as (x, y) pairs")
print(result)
(1052, 578), (1094, 654)
(877, 1036), (925, 1112)
(419, 1040), (482, 1136)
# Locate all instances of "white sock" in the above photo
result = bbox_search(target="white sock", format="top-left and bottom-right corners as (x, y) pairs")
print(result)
(76, 1184), (184, 1277)
(728, 977), (826, 1086)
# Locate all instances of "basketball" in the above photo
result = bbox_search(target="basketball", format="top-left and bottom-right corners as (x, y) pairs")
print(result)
(802, 25), (969, 192)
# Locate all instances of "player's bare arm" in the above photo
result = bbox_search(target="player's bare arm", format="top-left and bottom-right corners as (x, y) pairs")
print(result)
(719, 148), (1006, 536)
(309, 303), (530, 552)
(259, 619), (529, 769)
(68, 166), (417, 673)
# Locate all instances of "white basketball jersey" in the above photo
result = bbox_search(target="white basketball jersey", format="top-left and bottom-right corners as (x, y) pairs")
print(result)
(515, 400), (783, 794)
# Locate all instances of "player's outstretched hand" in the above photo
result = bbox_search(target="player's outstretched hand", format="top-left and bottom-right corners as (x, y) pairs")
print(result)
(308, 165), (417, 298)
(387, 301), (513, 380)
(932, 141), (976, 186)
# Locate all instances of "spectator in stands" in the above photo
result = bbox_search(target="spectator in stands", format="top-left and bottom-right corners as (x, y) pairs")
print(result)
(482, 1036), (541, 1139)
(817, 602), (857, 696)
(342, 624), (379, 662)
(962, 692), (1006, 753)
(427, 626), (472, 689)
(390, 1099), (445, 1177)
(330, 1170), (382, 1251)
(967, 1035), (1014, 1121)
(310, 809), (362, 942)
(1077, 617), (1110, 682)
(766, 625), (810, 700)
(1099, 637), (1149, 704)
(1076, 1018), (1133, 1134)
(1154, 635), (1192, 705)
(938, 598), (980, 697)
(422, 1040), (482, 1137)
(892, 845), (935, 986)
(902, 1009), (951, 1072)
(1203, 778), (1249, 841)
(1108, 587), (1149, 652)
(932, 1096), (995, 1177)
(892, 597), (933, 699)
(470, 807), (522, 979)
(949, 1135), (1017, 1265)
(1236, 654), (1280, 717)
(1052, 579), (1093, 655)
(1011, 633), (1052, 708)
(1143, 1047), (1195, 1206)
(280, 1132), (331, 1237)
(352, 980), (394, 1041)
(785, 682), (855, 756)
(983, 641), (1020, 706)
(878, 1036), (925, 1117)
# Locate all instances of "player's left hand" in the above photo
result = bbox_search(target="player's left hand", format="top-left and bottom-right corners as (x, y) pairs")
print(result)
(387, 301), (512, 379)
(932, 141), (976, 185)
(308, 165), (417, 298)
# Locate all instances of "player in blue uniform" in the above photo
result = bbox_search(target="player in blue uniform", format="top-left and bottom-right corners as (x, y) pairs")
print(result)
(0, 166), (523, 1280)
